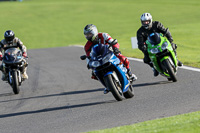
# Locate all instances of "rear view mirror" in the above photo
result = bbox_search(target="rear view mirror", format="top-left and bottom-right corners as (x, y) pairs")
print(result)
(80, 55), (87, 60)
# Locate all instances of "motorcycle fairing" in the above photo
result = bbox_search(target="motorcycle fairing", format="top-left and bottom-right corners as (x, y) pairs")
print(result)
(147, 34), (178, 76)
(95, 53), (130, 93)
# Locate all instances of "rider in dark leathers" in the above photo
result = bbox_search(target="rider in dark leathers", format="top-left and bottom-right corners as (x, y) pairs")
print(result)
(137, 13), (183, 76)
(0, 30), (28, 80)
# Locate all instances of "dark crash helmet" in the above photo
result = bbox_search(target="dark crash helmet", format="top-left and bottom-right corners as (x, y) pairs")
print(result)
(147, 32), (161, 45)
(4, 30), (15, 44)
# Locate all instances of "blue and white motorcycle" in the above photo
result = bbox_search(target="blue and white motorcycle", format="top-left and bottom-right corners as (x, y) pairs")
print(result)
(80, 43), (134, 101)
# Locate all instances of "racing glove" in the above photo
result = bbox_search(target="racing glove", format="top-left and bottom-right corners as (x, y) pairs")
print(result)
(23, 52), (27, 57)
(0, 54), (2, 61)
(171, 43), (177, 50)
(113, 47), (121, 55)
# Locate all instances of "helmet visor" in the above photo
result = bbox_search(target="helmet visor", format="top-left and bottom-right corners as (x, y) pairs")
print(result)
(142, 20), (150, 25)
(5, 36), (14, 44)
(84, 33), (93, 41)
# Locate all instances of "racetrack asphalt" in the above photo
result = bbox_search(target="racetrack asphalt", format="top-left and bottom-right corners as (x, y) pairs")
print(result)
(0, 46), (199, 133)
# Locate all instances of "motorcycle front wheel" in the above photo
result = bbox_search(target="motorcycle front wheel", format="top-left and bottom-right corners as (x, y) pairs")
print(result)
(162, 59), (177, 82)
(12, 71), (20, 94)
(104, 74), (123, 101)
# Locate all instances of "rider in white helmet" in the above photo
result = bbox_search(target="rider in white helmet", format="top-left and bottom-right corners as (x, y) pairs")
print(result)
(140, 13), (153, 30)
(137, 13), (183, 76)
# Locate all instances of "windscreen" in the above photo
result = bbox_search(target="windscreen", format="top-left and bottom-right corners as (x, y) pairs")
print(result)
(4, 48), (22, 62)
(90, 44), (109, 60)
(147, 33), (161, 45)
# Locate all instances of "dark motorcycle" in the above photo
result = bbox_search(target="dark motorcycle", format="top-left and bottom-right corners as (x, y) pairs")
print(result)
(2, 48), (27, 94)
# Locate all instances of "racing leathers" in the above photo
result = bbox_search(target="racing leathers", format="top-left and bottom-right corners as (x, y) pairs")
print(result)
(0, 37), (28, 80)
(84, 32), (136, 80)
(137, 21), (177, 67)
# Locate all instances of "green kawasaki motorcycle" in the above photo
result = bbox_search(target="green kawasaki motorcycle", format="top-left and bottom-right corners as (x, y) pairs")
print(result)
(146, 32), (178, 82)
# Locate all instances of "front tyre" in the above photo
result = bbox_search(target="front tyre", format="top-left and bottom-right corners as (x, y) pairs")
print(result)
(162, 59), (177, 82)
(123, 85), (134, 99)
(104, 75), (123, 101)
(12, 71), (20, 94)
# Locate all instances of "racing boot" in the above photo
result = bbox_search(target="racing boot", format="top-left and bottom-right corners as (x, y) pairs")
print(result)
(91, 72), (98, 80)
(1, 73), (8, 81)
(174, 51), (183, 67)
(152, 67), (159, 77)
(172, 46), (183, 67)
(177, 60), (183, 67)
(1, 64), (7, 81)
(0, 65), (3, 72)
(103, 88), (110, 94)
(127, 68), (137, 81)
(22, 67), (28, 80)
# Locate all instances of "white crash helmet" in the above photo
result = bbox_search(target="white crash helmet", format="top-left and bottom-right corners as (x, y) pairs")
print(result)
(140, 13), (153, 29)
(84, 24), (98, 42)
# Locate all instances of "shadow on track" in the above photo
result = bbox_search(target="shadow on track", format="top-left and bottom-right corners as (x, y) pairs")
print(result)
(0, 100), (116, 118)
(0, 88), (104, 103)
(132, 81), (172, 88)
(0, 92), (13, 97)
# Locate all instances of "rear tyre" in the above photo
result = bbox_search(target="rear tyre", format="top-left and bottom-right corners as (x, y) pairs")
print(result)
(163, 59), (177, 82)
(12, 71), (20, 94)
(167, 78), (172, 81)
(123, 85), (134, 99)
(104, 75), (123, 101)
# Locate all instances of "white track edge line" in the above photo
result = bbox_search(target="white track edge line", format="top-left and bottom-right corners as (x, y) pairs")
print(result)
(73, 45), (200, 72)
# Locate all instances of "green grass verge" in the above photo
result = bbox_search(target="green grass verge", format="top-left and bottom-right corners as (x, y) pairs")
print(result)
(0, 0), (200, 67)
(87, 111), (200, 133)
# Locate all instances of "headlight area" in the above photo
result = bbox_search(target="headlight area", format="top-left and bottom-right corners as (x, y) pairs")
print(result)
(89, 61), (101, 68)
(150, 48), (159, 54)
(161, 41), (168, 50)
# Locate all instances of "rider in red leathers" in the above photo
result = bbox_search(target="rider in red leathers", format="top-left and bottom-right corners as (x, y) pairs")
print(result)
(83, 24), (137, 94)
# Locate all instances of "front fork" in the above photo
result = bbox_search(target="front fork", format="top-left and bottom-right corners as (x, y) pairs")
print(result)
(161, 56), (177, 73)
(8, 71), (12, 84)
(8, 70), (22, 85)
(111, 72), (122, 88)
(105, 71), (130, 93)
(102, 71), (121, 86)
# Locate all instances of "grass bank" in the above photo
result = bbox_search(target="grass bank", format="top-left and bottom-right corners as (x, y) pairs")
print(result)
(0, 0), (200, 67)
(87, 111), (200, 133)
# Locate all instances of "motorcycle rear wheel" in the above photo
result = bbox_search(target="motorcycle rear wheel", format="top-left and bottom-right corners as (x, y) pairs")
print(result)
(104, 74), (123, 101)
